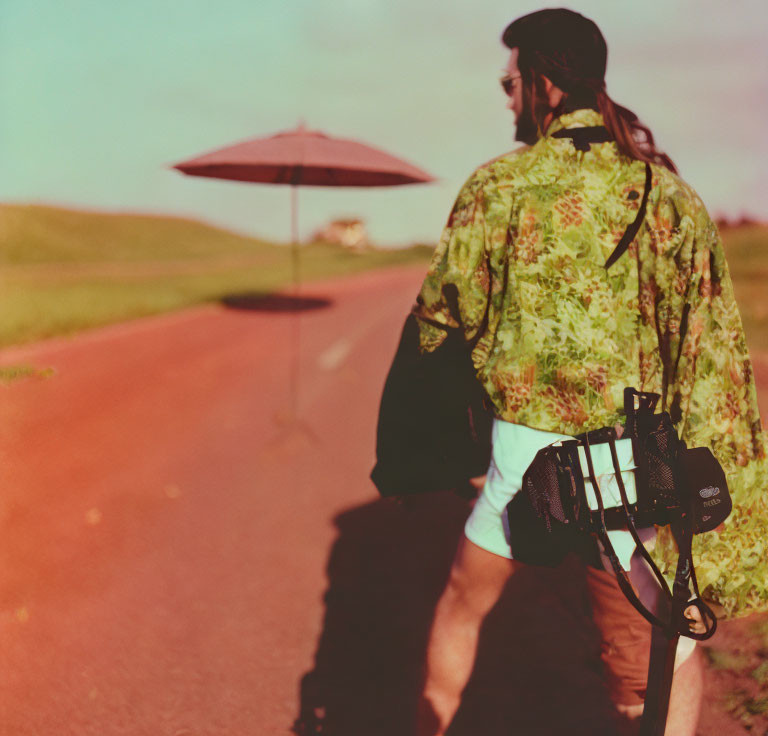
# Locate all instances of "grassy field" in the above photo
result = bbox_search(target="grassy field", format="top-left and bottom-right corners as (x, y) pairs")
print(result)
(0, 204), (432, 349)
(0, 204), (766, 353)
(717, 224), (768, 355)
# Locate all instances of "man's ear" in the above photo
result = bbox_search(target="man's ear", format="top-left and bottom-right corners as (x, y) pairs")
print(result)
(542, 75), (564, 108)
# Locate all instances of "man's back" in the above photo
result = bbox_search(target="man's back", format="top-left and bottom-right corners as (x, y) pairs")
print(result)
(417, 108), (711, 436)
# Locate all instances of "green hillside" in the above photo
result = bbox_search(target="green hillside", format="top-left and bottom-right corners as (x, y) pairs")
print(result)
(0, 204), (282, 264)
(0, 204), (433, 348)
(720, 224), (768, 355)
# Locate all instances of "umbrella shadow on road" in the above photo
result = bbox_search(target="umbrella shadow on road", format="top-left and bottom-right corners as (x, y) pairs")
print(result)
(293, 493), (625, 736)
(221, 292), (333, 312)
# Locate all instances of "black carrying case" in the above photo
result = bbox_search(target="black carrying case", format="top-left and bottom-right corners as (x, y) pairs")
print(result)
(506, 388), (731, 567)
(370, 313), (492, 497)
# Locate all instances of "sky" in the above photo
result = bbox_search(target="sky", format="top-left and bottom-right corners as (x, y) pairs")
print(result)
(2, 0), (767, 247)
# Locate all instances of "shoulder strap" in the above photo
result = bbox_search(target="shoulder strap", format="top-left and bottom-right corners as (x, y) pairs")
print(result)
(670, 518), (719, 642)
(604, 163), (652, 269)
(580, 438), (668, 628)
(638, 512), (718, 735)
(638, 625), (679, 736)
(548, 129), (652, 270)
(582, 437), (677, 736)
(606, 437), (670, 596)
(593, 434), (718, 640)
(551, 125), (613, 151)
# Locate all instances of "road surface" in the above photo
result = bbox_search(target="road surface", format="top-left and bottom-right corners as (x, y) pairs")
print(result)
(0, 266), (765, 736)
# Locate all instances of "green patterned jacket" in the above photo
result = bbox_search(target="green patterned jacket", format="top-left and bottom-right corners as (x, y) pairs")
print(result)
(415, 108), (767, 619)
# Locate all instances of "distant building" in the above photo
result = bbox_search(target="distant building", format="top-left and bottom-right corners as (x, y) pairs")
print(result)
(312, 218), (370, 250)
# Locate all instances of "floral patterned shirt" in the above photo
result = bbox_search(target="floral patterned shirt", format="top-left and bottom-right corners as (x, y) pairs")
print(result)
(414, 108), (767, 618)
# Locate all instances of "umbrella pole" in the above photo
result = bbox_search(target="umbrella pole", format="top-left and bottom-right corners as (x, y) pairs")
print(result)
(286, 187), (317, 441)
(291, 184), (300, 293)
(289, 184), (300, 421)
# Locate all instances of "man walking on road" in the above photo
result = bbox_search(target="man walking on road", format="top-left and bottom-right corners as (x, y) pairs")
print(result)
(407, 9), (768, 736)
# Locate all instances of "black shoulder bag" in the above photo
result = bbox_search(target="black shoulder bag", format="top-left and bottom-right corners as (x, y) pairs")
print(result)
(370, 311), (492, 498)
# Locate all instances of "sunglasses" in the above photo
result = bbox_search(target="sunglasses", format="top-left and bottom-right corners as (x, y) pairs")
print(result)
(500, 74), (522, 96)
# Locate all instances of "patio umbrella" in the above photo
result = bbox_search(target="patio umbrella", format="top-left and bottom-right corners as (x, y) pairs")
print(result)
(172, 123), (435, 421)
(172, 122), (435, 289)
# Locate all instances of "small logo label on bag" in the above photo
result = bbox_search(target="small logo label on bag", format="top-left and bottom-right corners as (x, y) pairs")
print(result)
(704, 498), (722, 507)
(699, 486), (720, 499)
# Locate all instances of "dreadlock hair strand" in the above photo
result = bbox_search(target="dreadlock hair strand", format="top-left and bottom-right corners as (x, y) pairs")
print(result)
(596, 91), (678, 173)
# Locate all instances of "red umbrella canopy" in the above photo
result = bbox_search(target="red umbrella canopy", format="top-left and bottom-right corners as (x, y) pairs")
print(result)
(173, 123), (434, 187)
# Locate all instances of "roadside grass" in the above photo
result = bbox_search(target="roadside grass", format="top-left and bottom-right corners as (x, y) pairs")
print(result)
(722, 689), (768, 732)
(720, 224), (768, 354)
(702, 613), (768, 733)
(0, 364), (55, 383)
(0, 204), (433, 348)
(703, 647), (753, 671)
(753, 661), (768, 686)
(719, 224), (768, 279)
(0, 246), (432, 347)
(0, 203), (277, 264)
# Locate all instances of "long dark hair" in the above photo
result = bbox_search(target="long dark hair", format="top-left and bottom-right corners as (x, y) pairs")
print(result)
(506, 9), (678, 173)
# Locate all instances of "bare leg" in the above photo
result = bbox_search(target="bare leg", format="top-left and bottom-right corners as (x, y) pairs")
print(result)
(663, 647), (703, 736)
(416, 537), (521, 736)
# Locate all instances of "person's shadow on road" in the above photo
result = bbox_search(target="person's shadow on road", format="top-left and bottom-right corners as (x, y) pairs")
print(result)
(293, 492), (625, 736)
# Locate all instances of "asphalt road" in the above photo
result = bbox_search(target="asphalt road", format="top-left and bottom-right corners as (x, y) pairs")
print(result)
(0, 266), (765, 736)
